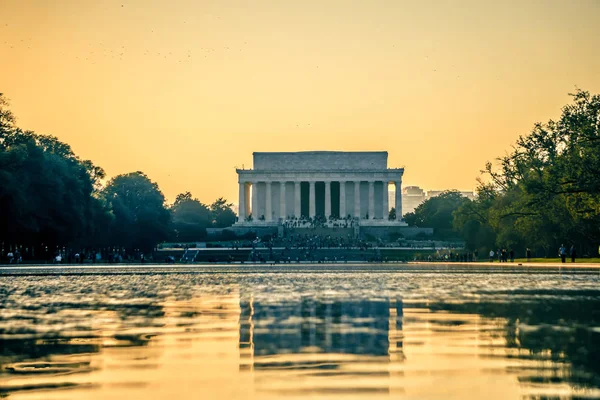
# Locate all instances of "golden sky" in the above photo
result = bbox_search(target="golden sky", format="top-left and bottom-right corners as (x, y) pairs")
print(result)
(1, 0), (599, 204)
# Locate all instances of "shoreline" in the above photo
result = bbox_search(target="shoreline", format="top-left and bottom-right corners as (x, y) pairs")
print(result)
(1, 261), (600, 270)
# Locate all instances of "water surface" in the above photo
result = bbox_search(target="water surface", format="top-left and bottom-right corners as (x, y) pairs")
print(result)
(1, 264), (599, 399)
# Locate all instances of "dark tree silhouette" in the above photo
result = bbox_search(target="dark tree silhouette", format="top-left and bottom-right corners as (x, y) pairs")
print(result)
(102, 172), (170, 252)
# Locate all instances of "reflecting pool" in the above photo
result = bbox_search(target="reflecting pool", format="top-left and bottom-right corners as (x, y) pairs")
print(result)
(1, 264), (600, 399)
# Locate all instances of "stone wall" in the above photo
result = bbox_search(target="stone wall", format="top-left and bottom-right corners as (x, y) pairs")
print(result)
(208, 226), (278, 238)
(359, 226), (434, 240)
(287, 227), (354, 239)
(253, 151), (388, 171)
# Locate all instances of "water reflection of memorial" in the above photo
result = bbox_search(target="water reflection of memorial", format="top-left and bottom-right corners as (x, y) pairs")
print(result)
(239, 297), (404, 371)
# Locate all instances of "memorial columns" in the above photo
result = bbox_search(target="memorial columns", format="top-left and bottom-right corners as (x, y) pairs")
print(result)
(324, 181), (331, 218)
(294, 182), (301, 218)
(238, 182), (246, 221)
(280, 181), (286, 219)
(244, 183), (251, 217)
(368, 181), (375, 219)
(265, 181), (272, 221)
(309, 181), (316, 218)
(239, 176), (403, 222)
(382, 181), (389, 220)
(354, 181), (361, 218)
(395, 180), (402, 218)
(339, 181), (346, 219)
(251, 182), (259, 219)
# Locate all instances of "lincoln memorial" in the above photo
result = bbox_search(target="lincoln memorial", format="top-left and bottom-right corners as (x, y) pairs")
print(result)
(235, 151), (405, 226)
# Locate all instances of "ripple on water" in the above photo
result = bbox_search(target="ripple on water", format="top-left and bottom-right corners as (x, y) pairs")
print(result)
(0, 264), (599, 399)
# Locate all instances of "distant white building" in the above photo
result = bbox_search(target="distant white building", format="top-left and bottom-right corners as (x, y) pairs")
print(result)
(400, 186), (475, 215)
(402, 186), (426, 215)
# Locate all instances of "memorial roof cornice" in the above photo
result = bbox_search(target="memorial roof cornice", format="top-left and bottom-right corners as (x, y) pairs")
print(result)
(252, 151), (388, 155)
(236, 168), (404, 173)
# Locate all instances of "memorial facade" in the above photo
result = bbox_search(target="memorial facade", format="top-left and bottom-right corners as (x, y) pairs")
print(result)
(236, 151), (404, 225)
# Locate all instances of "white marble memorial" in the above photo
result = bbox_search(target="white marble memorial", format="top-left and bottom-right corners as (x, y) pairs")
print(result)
(236, 151), (405, 226)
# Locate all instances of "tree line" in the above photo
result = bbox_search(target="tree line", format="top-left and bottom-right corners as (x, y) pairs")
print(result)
(0, 93), (236, 260)
(404, 89), (600, 258)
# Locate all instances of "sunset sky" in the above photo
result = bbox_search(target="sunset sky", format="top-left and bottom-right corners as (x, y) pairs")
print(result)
(1, 0), (599, 204)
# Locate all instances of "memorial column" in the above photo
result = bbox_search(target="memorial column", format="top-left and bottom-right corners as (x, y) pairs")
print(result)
(238, 181), (246, 221)
(354, 181), (361, 218)
(339, 181), (346, 219)
(251, 181), (259, 219)
(368, 181), (375, 219)
(309, 181), (316, 218)
(265, 181), (272, 221)
(294, 181), (301, 218)
(245, 184), (251, 216)
(395, 180), (402, 219)
(280, 181), (286, 220)
(382, 181), (389, 220)
(324, 181), (331, 218)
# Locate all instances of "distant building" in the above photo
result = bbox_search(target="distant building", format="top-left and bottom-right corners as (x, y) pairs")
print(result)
(402, 186), (426, 215)
(400, 187), (475, 216)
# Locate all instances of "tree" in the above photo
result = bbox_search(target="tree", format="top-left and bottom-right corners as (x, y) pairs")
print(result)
(0, 93), (16, 141)
(101, 172), (170, 252)
(169, 192), (210, 241)
(478, 90), (600, 255)
(0, 95), (112, 257)
(210, 197), (236, 228)
(0, 129), (108, 252)
(453, 183), (497, 252)
(0, 93), (247, 258)
(456, 89), (600, 256)
(404, 191), (470, 238)
(388, 207), (397, 220)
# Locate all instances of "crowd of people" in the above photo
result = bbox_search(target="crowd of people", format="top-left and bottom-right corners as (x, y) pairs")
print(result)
(268, 233), (368, 250)
(558, 244), (578, 263)
(488, 248), (515, 263)
(282, 216), (358, 229)
(420, 250), (479, 263)
(1, 246), (151, 264)
(1, 241), (592, 264)
(417, 246), (582, 263)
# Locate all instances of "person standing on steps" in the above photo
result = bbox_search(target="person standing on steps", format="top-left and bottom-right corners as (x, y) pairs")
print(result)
(570, 245), (576, 263)
(526, 248), (531, 262)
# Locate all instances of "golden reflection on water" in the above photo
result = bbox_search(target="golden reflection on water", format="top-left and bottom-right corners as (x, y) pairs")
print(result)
(3, 287), (600, 400)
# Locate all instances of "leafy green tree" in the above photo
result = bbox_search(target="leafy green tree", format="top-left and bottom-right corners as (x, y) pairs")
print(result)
(457, 89), (600, 257)
(209, 197), (236, 227)
(0, 93), (244, 257)
(406, 91), (600, 255)
(453, 183), (497, 252)
(102, 171), (170, 252)
(388, 207), (396, 220)
(169, 192), (210, 241)
(404, 191), (470, 238)
(0, 125), (107, 252)
(0, 93), (16, 141)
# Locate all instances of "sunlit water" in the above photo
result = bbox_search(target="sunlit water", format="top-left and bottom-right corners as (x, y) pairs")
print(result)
(1, 264), (600, 399)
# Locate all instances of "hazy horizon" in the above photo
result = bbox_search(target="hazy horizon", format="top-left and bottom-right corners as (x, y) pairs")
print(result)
(2, 0), (599, 203)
